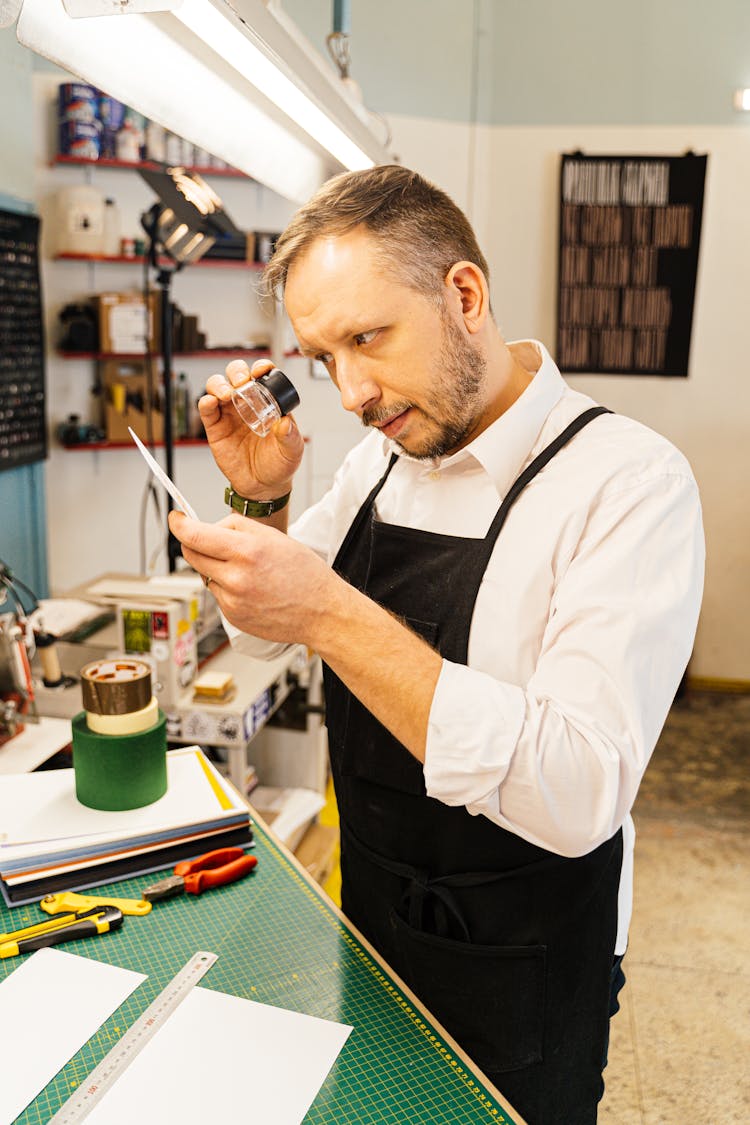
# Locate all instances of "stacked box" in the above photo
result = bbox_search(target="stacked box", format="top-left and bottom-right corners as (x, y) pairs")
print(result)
(98, 292), (160, 353)
(102, 359), (164, 443)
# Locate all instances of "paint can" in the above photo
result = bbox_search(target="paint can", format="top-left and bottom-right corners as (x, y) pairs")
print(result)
(58, 82), (99, 126)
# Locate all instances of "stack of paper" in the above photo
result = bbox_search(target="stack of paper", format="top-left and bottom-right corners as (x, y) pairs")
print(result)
(0, 747), (252, 907)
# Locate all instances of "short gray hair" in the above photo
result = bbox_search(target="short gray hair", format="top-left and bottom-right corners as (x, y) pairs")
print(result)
(261, 164), (491, 305)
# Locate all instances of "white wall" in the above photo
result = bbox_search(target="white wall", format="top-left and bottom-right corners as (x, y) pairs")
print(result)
(389, 113), (750, 681)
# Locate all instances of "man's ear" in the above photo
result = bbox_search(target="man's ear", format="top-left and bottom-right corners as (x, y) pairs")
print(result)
(444, 261), (489, 335)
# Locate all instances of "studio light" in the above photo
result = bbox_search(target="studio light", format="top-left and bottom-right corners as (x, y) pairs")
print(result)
(138, 166), (241, 570)
(173, 0), (374, 173)
(139, 166), (240, 266)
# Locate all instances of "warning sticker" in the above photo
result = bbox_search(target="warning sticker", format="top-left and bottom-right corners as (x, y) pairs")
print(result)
(152, 611), (169, 640)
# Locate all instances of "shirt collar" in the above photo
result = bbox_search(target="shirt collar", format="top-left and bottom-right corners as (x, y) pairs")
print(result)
(381, 339), (566, 499)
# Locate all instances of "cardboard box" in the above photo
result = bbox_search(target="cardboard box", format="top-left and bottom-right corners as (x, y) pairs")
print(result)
(102, 359), (163, 443)
(294, 822), (339, 886)
(249, 786), (325, 851)
(98, 291), (160, 354)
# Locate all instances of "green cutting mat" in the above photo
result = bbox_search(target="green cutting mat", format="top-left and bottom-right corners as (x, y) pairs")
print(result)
(0, 822), (523, 1124)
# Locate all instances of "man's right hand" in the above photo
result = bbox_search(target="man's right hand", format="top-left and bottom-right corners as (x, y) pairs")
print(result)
(198, 358), (304, 501)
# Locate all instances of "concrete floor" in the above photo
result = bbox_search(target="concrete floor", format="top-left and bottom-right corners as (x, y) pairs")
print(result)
(599, 691), (750, 1123)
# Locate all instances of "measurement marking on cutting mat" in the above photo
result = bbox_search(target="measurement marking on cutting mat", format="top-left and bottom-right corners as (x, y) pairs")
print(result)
(49, 950), (218, 1124)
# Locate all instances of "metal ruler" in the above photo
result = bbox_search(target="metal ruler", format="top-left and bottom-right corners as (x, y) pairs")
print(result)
(49, 950), (218, 1124)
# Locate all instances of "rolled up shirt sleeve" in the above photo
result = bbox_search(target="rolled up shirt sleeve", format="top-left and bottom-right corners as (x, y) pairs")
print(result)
(424, 471), (704, 858)
(222, 614), (291, 660)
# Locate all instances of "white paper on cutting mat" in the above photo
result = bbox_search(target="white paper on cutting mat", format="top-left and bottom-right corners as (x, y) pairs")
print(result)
(0, 948), (145, 1125)
(85, 986), (353, 1124)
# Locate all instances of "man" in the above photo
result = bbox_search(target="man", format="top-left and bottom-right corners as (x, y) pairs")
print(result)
(169, 165), (704, 1124)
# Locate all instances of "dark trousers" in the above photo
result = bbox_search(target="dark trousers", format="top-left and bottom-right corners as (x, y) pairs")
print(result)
(601, 954), (627, 1090)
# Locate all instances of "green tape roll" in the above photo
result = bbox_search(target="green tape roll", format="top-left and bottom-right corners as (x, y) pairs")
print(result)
(72, 710), (168, 811)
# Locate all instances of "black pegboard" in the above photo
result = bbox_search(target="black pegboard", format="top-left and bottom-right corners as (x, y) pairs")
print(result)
(0, 209), (46, 470)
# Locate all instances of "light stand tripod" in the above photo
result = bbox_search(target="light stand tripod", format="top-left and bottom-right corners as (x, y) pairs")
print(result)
(138, 167), (241, 572)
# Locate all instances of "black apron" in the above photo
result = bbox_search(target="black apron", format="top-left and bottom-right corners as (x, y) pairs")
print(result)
(323, 407), (623, 1125)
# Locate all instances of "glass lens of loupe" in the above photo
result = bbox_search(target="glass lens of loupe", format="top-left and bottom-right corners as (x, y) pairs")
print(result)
(231, 380), (281, 436)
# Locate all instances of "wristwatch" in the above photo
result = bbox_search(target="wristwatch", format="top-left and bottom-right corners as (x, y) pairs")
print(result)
(224, 486), (291, 519)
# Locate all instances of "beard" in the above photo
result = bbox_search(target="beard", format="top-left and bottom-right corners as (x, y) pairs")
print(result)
(362, 311), (487, 459)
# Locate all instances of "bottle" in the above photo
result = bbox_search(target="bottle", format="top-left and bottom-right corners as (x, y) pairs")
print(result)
(174, 372), (190, 439)
(145, 120), (166, 163)
(102, 198), (121, 257)
(115, 122), (141, 163)
(165, 131), (183, 165)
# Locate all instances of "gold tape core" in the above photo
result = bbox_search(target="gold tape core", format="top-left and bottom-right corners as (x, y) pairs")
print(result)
(80, 658), (152, 715)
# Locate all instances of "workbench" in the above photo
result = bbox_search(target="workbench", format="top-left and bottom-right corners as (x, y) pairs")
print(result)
(0, 816), (526, 1125)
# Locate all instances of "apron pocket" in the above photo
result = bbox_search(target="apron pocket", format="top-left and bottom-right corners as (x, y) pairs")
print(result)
(390, 907), (546, 1074)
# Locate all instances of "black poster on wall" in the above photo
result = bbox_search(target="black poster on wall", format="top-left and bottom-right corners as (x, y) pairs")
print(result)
(0, 209), (46, 470)
(556, 152), (707, 376)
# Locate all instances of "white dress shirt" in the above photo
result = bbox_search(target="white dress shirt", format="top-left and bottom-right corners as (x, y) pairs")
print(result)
(229, 340), (705, 954)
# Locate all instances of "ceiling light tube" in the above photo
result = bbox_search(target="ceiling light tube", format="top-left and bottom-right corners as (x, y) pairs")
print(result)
(16, 0), (332, 200)
(173, 0), (374, 171)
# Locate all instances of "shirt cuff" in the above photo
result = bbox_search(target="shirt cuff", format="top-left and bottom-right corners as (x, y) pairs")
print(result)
(424, 660), (526, 809)
(221, 613), (291, 661)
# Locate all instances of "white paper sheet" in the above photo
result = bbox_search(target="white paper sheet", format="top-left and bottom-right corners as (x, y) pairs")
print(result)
(85, 985), (352, 1124)
(0, 747), (244, 857)
(129, 426), (199, 519)
(0, 948), (145, 1125)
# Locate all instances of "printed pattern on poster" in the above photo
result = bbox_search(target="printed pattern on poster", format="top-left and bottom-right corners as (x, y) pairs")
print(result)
(556, 153), (707, 376)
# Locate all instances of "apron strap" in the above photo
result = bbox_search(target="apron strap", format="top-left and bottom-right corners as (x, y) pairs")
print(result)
(332, 452), (399, 575)
(485, 406), (612, 547)
(335, 409), (611, 577)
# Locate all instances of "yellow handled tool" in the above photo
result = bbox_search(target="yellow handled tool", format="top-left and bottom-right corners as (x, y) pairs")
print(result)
(1, 910), (82, 944)
(41, 891), (151, 917)
(0, 905), (123, 958)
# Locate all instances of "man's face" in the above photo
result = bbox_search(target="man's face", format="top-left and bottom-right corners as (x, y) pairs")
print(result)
(284, 227), (489, 459)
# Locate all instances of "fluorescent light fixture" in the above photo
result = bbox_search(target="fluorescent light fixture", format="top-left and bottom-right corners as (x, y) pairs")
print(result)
(733, 88), (750, 111)
(63, 0), (181, 12)
(175, 0), (374, 172)
(16, 0), (392, 202)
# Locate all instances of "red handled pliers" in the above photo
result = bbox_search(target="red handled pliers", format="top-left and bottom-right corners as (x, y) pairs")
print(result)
(142, 847), (257, 903)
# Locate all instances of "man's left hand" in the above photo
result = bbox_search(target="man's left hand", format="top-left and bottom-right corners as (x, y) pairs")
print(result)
(168, 511), (344, 647)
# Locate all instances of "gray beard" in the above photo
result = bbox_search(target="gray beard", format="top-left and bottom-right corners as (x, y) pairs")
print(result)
(363, 314), (487, 460)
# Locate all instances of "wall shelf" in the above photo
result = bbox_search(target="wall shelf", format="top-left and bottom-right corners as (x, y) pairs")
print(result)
(57, 349), (271, 361)
(61, 437), (209, 451)
(53, 252), (263, 270)
(52, 154), (249, 178)
(51, 151), (279, 458)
